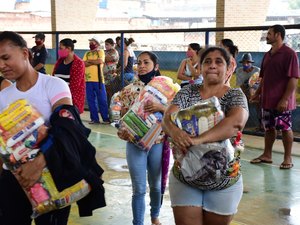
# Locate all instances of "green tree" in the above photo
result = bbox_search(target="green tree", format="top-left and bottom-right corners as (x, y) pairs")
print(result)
(288, 0), (300, 9)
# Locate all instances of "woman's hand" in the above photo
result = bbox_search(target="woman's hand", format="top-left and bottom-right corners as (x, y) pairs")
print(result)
(186, 58), (192, 66)
(170, 128), (194, 154)
(117, 125), (131, 141)
(14, 153), (46, 189)
(143, 100), (164, 113)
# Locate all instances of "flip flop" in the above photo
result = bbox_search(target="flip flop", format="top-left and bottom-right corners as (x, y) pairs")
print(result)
(250, 157), (273, 164)
(279, 163), (294, 169)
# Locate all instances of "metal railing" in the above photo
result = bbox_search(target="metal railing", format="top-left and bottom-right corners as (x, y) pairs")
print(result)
(15, 24), (300, 135)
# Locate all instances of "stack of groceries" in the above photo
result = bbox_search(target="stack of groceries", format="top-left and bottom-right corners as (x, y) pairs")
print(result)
(109, 80), (145, 127)
(171, 97), (234, 179)
(0, 99), (90, 218)
(120, 76), (180, 150)
(171, 96), (224, 137)
(109, 93), (122, 125)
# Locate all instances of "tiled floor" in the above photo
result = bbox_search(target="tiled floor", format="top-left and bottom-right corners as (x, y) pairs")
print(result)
(38, 112), (300, 225)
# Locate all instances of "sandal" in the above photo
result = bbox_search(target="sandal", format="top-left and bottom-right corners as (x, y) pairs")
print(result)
(250, 157), (273, 164)
(279, 163), (293, 169)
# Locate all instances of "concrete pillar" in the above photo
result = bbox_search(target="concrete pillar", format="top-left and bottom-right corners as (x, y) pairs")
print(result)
(216, 0), (271, 51)
(50, 0), (99, 48)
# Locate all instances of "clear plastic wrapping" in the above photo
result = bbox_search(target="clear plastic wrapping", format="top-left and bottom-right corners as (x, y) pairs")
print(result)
(0, 99), (91, 218)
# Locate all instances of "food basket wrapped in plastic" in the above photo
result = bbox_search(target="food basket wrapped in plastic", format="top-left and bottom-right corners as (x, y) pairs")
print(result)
(120, 76), (180, 150)
(170, 97), (241, 190)
(0, 99), (90, 218)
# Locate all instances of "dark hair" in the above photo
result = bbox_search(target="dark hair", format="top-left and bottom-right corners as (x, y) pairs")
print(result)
(138, 51), (159, 65)
(137, 51), (161, 76)
(60, 38), (76, 51)
(200, 46), (231, 67)
(189, 43), (201, 54)
(115, 36), (121, 42)
(220, 38), (234, 47)
(0, 31), (28, 48)
(270, 24), (285, 40)
(220, 38), (238, 58)
(105, 38), (115, 46)
(124, 37), (135, 46)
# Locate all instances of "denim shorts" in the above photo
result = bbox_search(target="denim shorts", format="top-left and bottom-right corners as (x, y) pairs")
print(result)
(168, 172), (243, 215)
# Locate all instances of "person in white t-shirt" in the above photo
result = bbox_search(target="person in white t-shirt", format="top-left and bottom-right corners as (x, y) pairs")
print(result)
(0, 31), (72, 225)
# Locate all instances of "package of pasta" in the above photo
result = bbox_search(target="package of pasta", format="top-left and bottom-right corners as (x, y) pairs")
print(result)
(0, 124), (48, 170)
(27, 168), (91, 219)
(0, 99), (47, 170)
(0, 99), (45, 148)
(120, 76), (180, 150)
(171, 96), (224, 136)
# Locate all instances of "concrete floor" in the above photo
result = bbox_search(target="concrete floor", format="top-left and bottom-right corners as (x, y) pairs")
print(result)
(40, 112), (300, 225)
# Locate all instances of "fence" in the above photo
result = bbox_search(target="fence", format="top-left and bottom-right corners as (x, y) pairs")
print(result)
(16, 24), (300, 135)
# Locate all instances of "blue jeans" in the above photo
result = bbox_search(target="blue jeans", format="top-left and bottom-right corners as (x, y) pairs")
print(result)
(126, 142), (163, 225)
(86, 82), (109, 122)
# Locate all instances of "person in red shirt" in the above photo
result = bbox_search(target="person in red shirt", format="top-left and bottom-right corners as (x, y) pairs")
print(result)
(250, 24), (300, 169)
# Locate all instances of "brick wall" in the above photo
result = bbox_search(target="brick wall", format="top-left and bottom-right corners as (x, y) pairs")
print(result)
(216, 0), (271, 50)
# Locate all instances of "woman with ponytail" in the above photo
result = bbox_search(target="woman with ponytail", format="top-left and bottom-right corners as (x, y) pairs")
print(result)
(52, 38), (85, 113)
(117, 51), (164, 225)
(220, 38), (239, 86)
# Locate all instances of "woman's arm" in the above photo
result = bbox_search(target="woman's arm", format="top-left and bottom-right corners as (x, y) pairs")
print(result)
(186, 59), (201, 79)
(192, 106), (249, 146)
(177, 59), (191, 81)
(105, 49), (119, 63)
(143, 101), (167, 114)
(162, 104), (194, 152)
(52, 97), (73, 112)
(123, 50), (129, 68)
